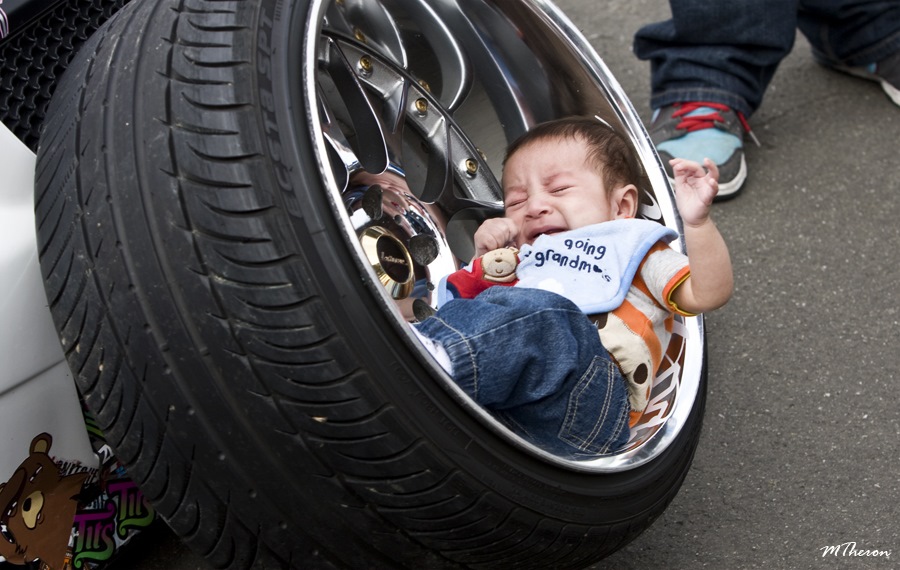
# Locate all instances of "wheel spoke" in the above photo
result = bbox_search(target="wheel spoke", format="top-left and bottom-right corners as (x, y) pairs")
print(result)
(318, 87), (359, 192)
(326, 0), (408, 71)
(320, 36), (390, 175)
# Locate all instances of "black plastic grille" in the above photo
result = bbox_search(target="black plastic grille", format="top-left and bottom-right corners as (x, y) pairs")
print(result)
(1, 0), (131, 150)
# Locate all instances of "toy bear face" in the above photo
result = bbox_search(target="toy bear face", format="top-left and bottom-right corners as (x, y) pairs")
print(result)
(0, 434), (88, 569)
(482, 247), (519, 283)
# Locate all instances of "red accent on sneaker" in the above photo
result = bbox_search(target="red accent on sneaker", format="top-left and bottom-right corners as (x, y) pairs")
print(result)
(671, 102), (758, 145)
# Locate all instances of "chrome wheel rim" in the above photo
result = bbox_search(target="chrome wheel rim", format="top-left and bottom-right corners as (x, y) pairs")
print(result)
(301, 0), (705, 472)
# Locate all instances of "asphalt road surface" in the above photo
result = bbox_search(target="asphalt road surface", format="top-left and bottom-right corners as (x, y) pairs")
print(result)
(112, 1), (900, 568)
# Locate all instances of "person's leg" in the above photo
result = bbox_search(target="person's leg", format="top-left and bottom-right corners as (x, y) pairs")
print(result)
(634, 0), (800, 116)
(633, 0), (800, 198)
(414, 287), (631, 457)
(799, 0), (900, 105)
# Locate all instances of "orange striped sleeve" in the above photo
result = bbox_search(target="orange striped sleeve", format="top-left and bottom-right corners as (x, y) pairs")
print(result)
(663, 265), (696, 316)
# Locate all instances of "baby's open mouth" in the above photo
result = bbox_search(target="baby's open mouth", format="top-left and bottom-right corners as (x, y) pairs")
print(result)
(530, 227), (565, 240)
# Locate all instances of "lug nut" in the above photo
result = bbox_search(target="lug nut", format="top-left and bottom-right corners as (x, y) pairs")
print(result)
(358, 55), (373, 76)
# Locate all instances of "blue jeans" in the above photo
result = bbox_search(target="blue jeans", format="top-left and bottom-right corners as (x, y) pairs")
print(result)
(634, 0), (900, 116)
(415, 287), (630, 458)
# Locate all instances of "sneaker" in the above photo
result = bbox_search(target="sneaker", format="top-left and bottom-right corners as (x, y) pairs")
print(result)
(649, 102), (756, 200)
(817, 50), (900, 107)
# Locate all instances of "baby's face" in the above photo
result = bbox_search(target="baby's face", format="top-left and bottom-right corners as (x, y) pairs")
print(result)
(501, 137), (631, 247)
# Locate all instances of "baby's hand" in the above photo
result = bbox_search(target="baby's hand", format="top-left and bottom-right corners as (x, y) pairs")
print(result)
(473, 217), (518, 257)
(670, 158), (719, 226)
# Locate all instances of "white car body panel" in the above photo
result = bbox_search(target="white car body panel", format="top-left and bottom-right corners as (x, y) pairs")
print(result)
(0, 121), (97, 481)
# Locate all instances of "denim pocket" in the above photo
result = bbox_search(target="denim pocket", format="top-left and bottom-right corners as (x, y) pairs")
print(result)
(558, 355), (629, 455)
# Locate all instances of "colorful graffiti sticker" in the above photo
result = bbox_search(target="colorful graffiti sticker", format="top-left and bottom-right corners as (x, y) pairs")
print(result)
(71, 481), (155, 569)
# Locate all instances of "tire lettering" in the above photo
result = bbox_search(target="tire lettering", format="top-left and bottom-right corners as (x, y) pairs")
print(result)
(256, 3), (303, 201)
(260, 88), (274, 111)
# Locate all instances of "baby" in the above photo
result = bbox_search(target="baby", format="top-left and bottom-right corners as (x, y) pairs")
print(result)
(415, 116), (732, 458)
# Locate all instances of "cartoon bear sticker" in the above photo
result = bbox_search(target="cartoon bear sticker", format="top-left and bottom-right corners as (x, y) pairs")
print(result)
(0, 433), (88, 569)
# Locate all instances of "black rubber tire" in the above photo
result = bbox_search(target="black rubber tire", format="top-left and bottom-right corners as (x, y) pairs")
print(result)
(34, 0), (707, 568)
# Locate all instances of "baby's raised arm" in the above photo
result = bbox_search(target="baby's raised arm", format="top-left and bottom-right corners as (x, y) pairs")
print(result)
(669, 158), (734, 313)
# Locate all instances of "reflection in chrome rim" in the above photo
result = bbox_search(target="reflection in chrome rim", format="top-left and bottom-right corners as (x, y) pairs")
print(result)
(303, 0), (704, 472)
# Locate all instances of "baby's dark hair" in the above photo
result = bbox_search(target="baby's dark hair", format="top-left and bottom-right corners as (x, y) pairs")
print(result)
(504, 116), (644, 196)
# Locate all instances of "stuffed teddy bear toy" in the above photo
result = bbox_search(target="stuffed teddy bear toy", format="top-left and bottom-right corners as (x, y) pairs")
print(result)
(445, 247), (519, 299)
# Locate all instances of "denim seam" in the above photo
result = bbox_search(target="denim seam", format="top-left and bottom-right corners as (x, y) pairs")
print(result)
(580, 358), (616, 452)
(496, 412), (535, 440)
(559, 359), (595, 445)
(430, 316), (480, 400)
(814, 27), (900, 66)
(651, 87), (754, 117)
(559, 356), (616, 454)
(608, 395), (630, 451)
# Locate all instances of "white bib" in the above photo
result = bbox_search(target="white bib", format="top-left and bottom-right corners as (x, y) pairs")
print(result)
(515, 220), (677, 313)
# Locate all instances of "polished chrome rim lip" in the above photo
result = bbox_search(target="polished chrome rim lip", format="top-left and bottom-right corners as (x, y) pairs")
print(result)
(302, 0), (704, 473)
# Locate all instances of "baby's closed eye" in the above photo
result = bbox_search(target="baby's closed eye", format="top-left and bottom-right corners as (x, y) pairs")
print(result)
(504, 195), (526, 209)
